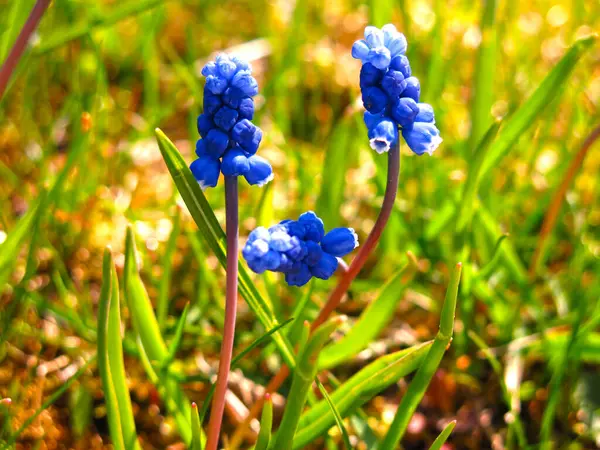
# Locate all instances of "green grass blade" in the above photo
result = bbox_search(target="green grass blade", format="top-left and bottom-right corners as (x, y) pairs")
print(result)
(109, 255), (141, 450)
(315, 379), (352, 450)
(478, 36), (596, 180)
(0, 0), (35, 61)
(272, 317), (342, 450)
(98, 250), (126, 450)
(124, 228), (194, 445)
(293, 342), (433, 449)
(469, 0), (498, 148)
(380, 263), (462, 450)
(158, 209), (180, 332)
(165, 302), (190, 364)
(191, 402), (204, 450)
(318, 260), (413, 370)
(255, 394), (273, 450)
(154, 128), (296, 369)
(429, 420), (456, 450)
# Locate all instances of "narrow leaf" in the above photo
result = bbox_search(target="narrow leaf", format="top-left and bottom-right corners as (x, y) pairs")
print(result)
(154, 128), (296, 369)
(98, 250), (126, 450)
(165, 302), (190, 364)
(158, 209), (180, 331)
(191, 403), (204, 450)
(380, 263), (462, 450)
(429, 420), (456, 450)
(315, 380), (352, 450)
(255, 394), (273, 450)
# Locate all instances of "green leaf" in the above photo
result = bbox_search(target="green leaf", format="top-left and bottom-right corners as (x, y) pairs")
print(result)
(293, 342), (433, 449)
(191, 402), (204, 450)
(109, 256), (141, 450)
(272, 317), (342, 450)
(124, 228), (195, 445)
(165, 302), (190, 365)
(0, 0), (35, 61)
(478, 36), (596, 180)
(318, 260), (413, 370)
(154, 128), (296, 369)
(158, 209), (180, 331)
(255, 395), (273, 450)
(380, 263), (462, 450)
(315, 380), (352, 450)
(97, 250), (126, 450)
(429, 421), (456, 450)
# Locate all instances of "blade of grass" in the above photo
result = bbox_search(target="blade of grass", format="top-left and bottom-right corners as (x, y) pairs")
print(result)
(315, 379), (352, 450)
(165, 302), (190, 365)
(109, 254), (141, 450)
(272, 318), (343, 449)
(478, 36), (596, 180)
(97, 250), (126, 450)
(380, 263), (462, 450)
(255, 394), (273, 450)
(318, 258), (414, 370)
(294, 342), (432, 448)
(429, 421), (456, 450)
(155, 128), (296, 368)
(191, 403), (204, 450)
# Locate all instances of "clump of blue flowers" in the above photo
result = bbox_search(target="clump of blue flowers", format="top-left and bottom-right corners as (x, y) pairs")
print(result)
(190, 53), (273, 189)
(352, 24), (442, 155)
(242, 212), (359, 287)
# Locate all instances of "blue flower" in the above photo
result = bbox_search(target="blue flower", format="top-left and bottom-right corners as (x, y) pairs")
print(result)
(243, 212), (359, 287)
(321, 228), (359, 257)
(244, 155), (273, 186)
(368, 117), (398, 154)
(402, 122), (443, 156)
(190, 53), (272, 188)
(353, 25), (441, 156)
(190, 156), (221, 190)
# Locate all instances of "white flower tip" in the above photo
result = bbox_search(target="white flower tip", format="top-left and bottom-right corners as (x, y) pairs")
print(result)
(426, 135), (443, 155)
(198, 180), (208, 191)
(349, 228), (359, 249)
(369, 138), (391, 154)
(256, 172), (274, 187)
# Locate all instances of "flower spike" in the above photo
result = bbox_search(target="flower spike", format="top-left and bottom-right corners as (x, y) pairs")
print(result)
(352, 24), (442, 156)
(190, 53), (272, 189)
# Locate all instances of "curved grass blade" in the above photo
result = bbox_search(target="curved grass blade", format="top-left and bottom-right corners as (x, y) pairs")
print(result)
(272, 318), (343, 450)
(164, 302), (190, 366)
(124, 228), (194, 445)
(293, 342), (432, 449)
(380, 263), (462, 450)
(478, 35), (596, 180)
(98, 250), (126, 450)
(318, 259), (413, 370)
(155, 128), (296, 369)
(191, 402), (204, 450)
(109, 256), (141, 450)
(255, 394), (273, 450)
(429, 420), (456, 450)
(315, 379), (352, 450)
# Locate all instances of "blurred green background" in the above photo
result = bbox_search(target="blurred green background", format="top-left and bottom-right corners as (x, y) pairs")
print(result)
(1, 0), (600, 448)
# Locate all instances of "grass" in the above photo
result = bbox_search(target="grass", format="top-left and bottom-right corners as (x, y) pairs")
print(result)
(1, 0), (600, 448)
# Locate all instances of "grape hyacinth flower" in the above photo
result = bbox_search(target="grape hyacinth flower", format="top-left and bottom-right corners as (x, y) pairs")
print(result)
(190, 53), (273, 189)
(352, 24), (442, 155)
(242, 212), (359, 287)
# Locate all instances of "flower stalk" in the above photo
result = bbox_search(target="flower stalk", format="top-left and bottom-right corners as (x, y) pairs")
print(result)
(230, 140), (401, 448)
(205, 175), (239, 450)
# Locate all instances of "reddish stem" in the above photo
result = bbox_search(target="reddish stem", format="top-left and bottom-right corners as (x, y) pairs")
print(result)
(230, 140), (401, 448)
(0, 0), (51, 100)
(206, 176), (239, 450)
